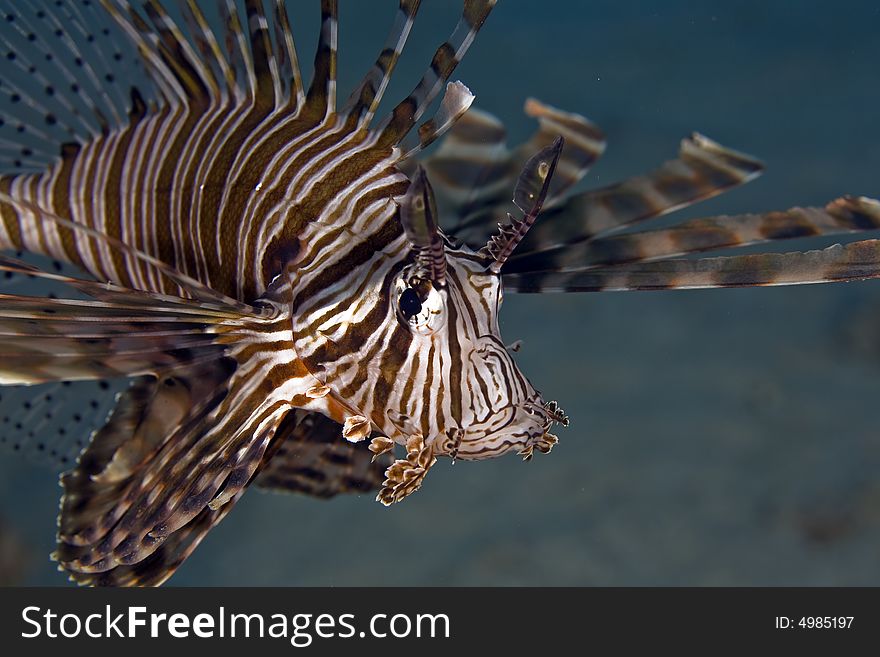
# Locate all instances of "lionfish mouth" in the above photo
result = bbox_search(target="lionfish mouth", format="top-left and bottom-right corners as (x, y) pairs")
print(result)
(449, 396), (570, 461)
(532, 398), (570, 427)
(516, 397), (570, 461)
(520, 395), (570, 429)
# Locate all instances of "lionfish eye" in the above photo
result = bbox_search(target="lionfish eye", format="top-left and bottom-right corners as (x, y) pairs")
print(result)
(398, 287), (423, 319)
(394, 271), (444, 336)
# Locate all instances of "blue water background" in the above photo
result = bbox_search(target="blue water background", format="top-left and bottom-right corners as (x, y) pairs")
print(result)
(1, 0), (879, 585)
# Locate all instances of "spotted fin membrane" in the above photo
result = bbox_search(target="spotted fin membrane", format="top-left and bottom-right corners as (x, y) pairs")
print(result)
(0, 0), (145, 173)
(0, 251), (128, 469)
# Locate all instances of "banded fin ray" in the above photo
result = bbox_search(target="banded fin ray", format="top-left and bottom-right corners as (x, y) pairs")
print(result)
(302, 0), (339, 119)
(100, 0), (195, 106)
(271, 0), (305, 107)
(421, 99), (606, 245)
(242, 0), (284, 109)
(343, 0), (422, 127)
(399, 80), (475, 160)
(508, 133), (765, 259)
(377, 0), (496, 149)
(178, 0), (236, 99)
(503, 240), (880, 292)
(505, 196), (880, 273)
(54, 365), (288, 586)
(139, 0), (219, 104)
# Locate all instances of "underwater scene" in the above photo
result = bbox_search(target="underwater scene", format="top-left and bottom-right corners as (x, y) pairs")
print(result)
(1, 0), (879, 586)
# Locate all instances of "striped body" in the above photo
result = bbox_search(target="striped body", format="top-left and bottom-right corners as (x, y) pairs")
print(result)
(0, 1), (879, 585)
(0, 105), (408, 301)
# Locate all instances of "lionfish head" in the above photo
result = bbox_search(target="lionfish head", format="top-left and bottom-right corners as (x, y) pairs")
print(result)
(391, 138), (569, 461)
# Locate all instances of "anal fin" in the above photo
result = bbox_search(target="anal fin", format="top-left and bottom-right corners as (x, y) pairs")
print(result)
(54, 353), (290, 586)
(255, 411), (393, 499)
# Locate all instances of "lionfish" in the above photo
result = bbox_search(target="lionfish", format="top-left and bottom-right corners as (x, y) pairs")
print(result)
(0, 0), (878, 586)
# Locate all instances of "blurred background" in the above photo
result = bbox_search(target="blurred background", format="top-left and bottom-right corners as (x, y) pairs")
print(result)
(1, 0), (879, 586)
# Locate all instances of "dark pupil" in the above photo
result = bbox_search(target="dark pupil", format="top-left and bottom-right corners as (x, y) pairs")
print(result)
(399, 288), (423, 319)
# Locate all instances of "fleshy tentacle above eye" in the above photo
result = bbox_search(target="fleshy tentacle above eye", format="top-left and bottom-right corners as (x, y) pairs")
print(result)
(409, 99), (605, 249)
(398, 166), (446, 286)
(480, 136), (564, 273)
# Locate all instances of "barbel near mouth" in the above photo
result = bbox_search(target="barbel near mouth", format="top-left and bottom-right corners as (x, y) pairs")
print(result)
(521, 396), (570, 429)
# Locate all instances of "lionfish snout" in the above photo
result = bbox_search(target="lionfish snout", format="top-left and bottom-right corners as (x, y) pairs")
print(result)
(448, 393), (569, 462)
(516, 396), (569, 461)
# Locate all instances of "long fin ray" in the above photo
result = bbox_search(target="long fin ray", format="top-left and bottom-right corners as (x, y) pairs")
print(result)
(99, 0), (188, 105)
(179, 0), (236, 98)
(0, 259), (247, 317)
(0, 252), (254, 385)
(398, 80), (475, 161)
(55, 361), (290, 586)
(272, 0), (305, 108)
(0, 190), (249, 310)
(343, 0), (421, 127)
(0, 294), (231, 384)
(243, 0), (282, 108)
(506, 196), (880, 273)
(303, 0), (339, 119)
(509, 133), (764, 258)
(140, 0), (214, 104)
(377, 0), (496, 149)
(503, 240), (880, 292)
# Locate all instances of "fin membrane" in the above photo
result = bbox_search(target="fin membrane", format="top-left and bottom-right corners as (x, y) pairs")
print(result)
(506, 196), (880, 273)
(511, 133), (764, 258)
(503, 240), (880, 292)
(0, 378), (127, 469)
(256, 411), (393, 499)
(420, 99), (606, 246)
(55, 356), (288, 586)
